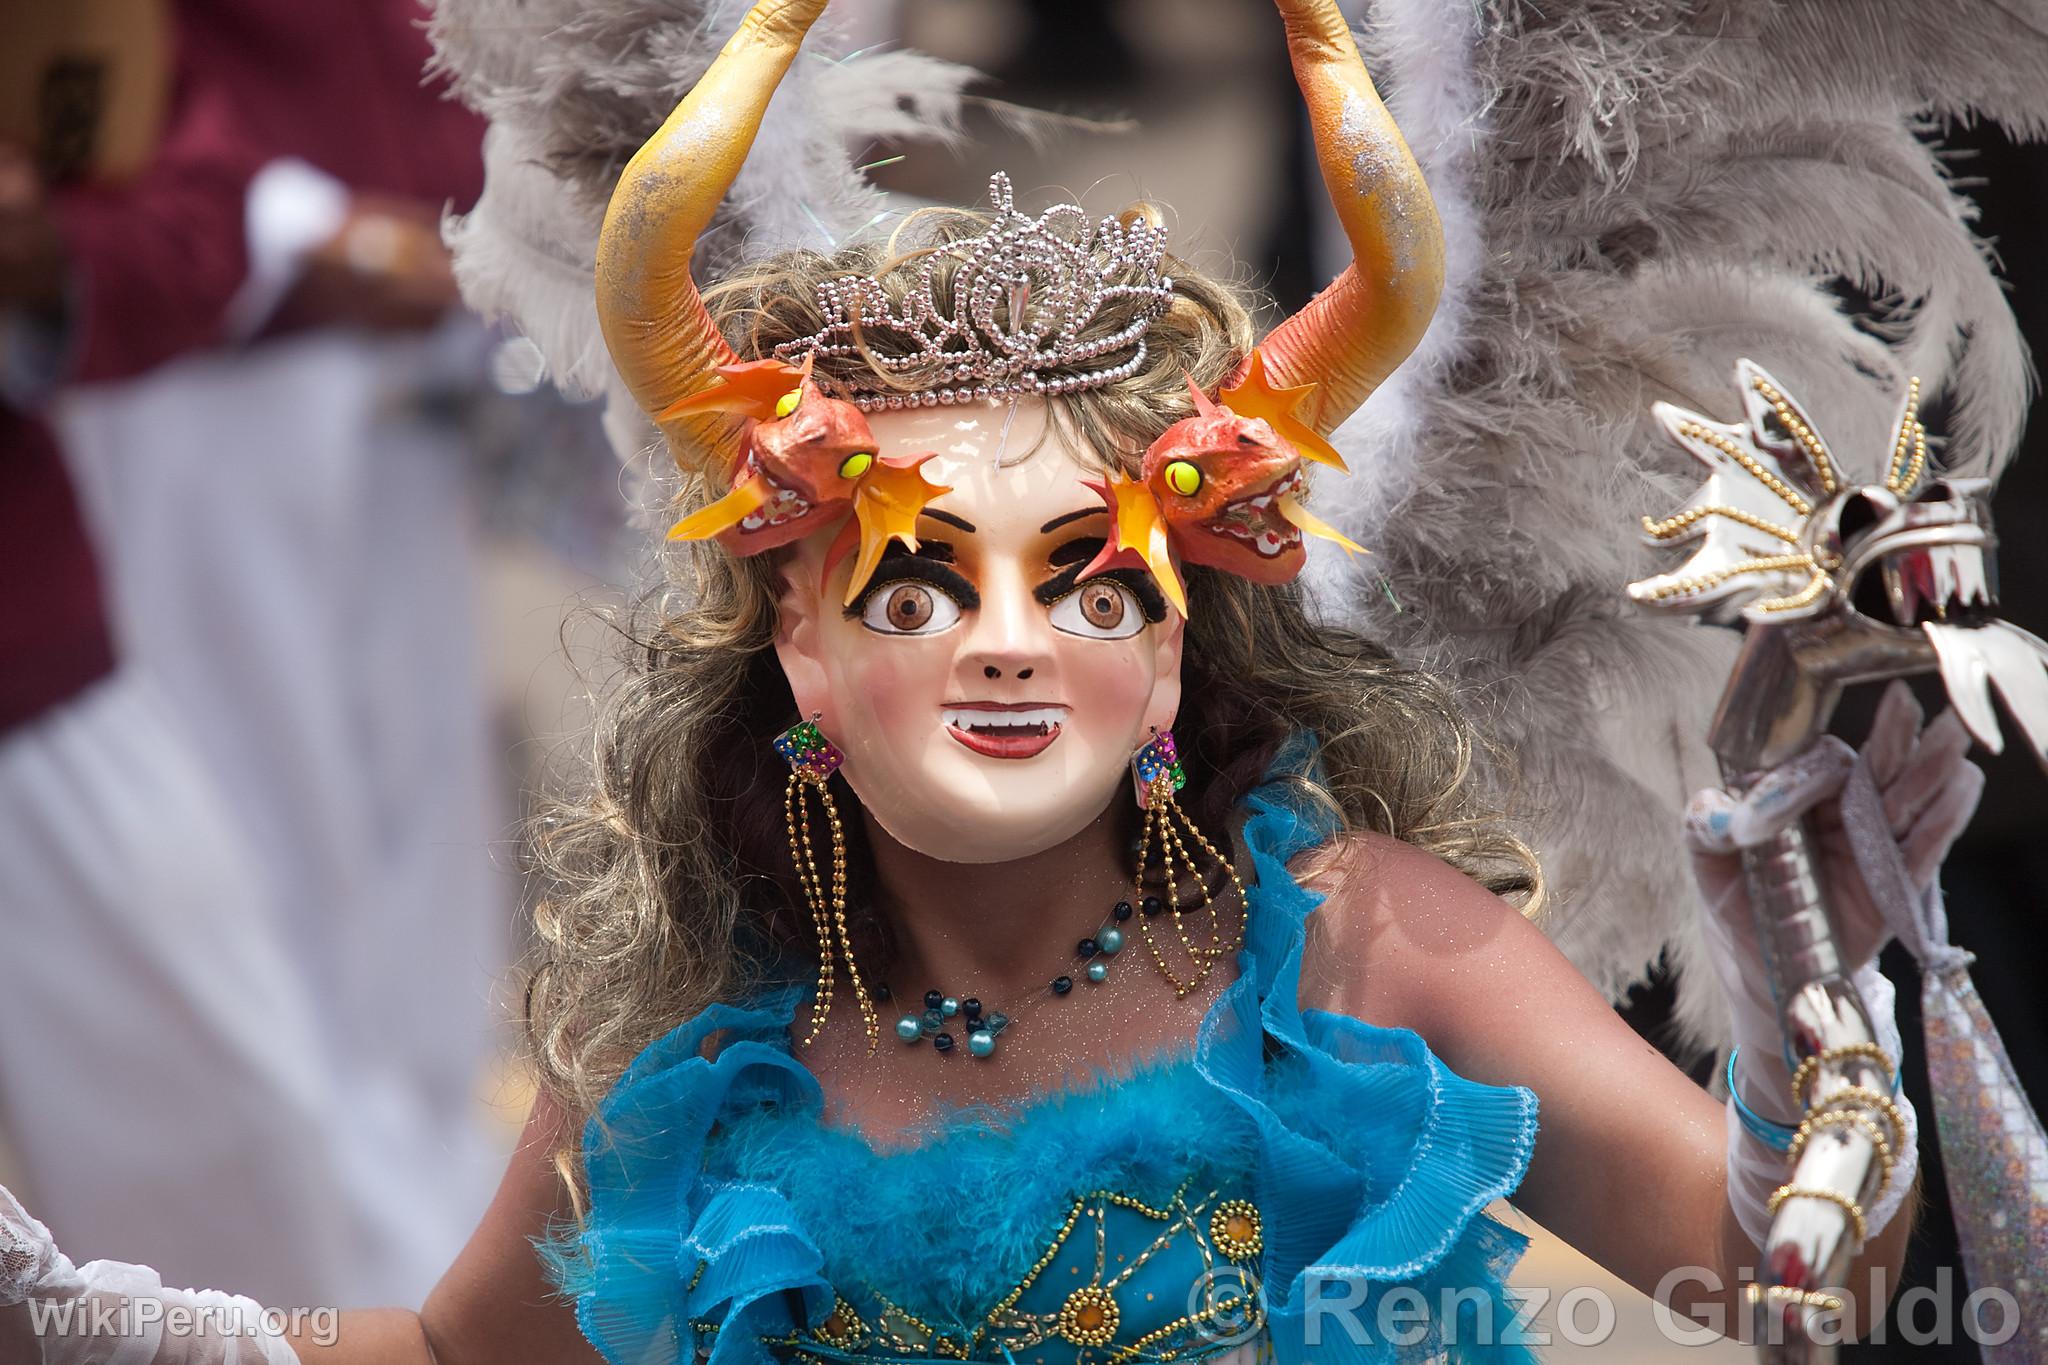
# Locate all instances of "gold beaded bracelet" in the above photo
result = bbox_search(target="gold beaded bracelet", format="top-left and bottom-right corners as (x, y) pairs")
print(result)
(1812, 1084), (1910, 1157)
(1767, 1184), (1868, 1243)
(1787, 1108), (1896, 1196)
(1789, 1042), (1897, 1107)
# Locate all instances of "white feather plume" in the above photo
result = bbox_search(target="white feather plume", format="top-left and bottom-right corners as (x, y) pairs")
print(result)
(426, 0), (979, 452)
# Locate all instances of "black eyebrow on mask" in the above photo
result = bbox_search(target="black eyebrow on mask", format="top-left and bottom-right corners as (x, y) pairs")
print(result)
(1046, 536), (1104, 569)
(921, 509), (975, 533)
(845, 551), (981, 618)
(1040, 507), (1105, 534)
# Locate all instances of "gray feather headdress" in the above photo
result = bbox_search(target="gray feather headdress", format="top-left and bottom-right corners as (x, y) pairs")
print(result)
(1312, 0), (2048, 1049)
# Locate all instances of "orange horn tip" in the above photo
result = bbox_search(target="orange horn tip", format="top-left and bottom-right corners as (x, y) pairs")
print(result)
(658, 356), (814, 424)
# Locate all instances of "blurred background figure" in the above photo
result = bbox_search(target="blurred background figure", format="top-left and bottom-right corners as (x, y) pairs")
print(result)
(52, 10), (511, 1306)
(0, 0), (554, 1309)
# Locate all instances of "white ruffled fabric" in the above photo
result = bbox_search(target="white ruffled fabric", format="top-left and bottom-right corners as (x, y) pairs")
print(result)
(1, 1186), (298, 1365)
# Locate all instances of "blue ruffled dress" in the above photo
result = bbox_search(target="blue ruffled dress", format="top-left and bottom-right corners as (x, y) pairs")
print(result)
(547, 772), (1544, 1365)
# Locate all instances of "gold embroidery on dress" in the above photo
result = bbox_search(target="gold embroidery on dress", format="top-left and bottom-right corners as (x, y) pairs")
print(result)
(702, 1177), (1267, 1364)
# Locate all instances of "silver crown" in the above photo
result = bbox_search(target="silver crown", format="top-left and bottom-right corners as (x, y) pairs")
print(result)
(772, 173), (1175, 411)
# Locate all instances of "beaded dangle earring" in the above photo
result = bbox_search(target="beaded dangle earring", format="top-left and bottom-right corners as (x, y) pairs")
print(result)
(775, 715), (879, 1051)
(1129, 729), (1248, 998)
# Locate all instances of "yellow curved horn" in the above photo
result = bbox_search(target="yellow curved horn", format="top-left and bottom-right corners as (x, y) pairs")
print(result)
(595, 0), (831, 472)
(1251, 0), (1444, 434)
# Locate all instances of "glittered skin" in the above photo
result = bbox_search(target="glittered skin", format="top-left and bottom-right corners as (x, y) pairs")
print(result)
(1921, 964), (2048, 1360)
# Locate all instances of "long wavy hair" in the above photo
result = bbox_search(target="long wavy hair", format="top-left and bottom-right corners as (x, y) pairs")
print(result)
(527, 205), (1542, 1196)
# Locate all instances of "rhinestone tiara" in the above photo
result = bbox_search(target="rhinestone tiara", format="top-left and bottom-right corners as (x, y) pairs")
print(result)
(771, 173), (1176, 412)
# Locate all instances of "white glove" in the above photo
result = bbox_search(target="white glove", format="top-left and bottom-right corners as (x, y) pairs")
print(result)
(1, 1184), (300, 1365)
(1685, 681), (1983, 1248)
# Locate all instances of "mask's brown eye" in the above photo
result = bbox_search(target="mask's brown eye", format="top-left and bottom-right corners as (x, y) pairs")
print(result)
(1048, 578), (1145, 640)
(859, 580), (963, 636)
(886, 584), (933, 629)
(1080, 582), (1126, 630)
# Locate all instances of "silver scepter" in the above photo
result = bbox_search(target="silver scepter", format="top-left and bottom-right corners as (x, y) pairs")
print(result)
(1626, 360), (2048, 1360)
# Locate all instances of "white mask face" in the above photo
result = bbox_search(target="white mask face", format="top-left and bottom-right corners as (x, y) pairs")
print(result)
(774, 399), (1184, 863)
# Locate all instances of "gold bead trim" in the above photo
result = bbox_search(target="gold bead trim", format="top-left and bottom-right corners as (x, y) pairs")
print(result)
(1675, 420), (1813, 516)
(1749, 374), (1840, 495)
(1642, 504), (1801, 544)
(1208, 1200), (1263, 1260)
(1634, 553), (1819, 602)
(1746, 1282), (1847, 1315)
(1789, 1109), (1896, 1198)
(1802, 1085), (1909, 1164)
(753, 1177), (1271, 1363)
(1767, 1184), (1867, 1243)
(1789, 1043), (1898, 1109)
(813, 1295), (864, 1346)
(1886, 377), (1927, 494)
(1757, 571), (1832, 614)
(1056, 1285), (1120, 1347)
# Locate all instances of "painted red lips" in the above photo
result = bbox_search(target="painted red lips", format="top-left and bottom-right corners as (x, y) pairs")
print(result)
(941, 701), (1069, 760)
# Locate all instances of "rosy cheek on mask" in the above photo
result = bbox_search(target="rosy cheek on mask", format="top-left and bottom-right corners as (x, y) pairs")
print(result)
(830, 635), (957, 780)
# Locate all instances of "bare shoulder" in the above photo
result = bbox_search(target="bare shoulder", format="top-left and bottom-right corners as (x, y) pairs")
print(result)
(1289, 829), (1555, 1041)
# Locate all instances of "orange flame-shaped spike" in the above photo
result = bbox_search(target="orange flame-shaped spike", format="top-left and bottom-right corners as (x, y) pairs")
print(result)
(829, 457), (952, 606)
(1081, 470), (1187, 618)
(1218, 348), (1348, 472)
(659, 355), (814, 431)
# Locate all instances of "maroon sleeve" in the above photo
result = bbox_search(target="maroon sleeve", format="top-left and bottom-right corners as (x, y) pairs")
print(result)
(48, 23), (263, 384)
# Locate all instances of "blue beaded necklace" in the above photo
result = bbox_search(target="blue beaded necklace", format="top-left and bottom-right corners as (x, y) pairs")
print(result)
(888, 892), (1173, 1059)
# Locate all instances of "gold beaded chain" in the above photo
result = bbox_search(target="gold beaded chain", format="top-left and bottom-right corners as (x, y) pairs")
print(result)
(1762, 1040), (1906, 1262)
(1789, 1041), (1898, 1107)
(1788, 1109), (1897, 1197)
(1749, 372), (1841, 494)
(1745, 1283), (1847, 1316)
(786, 769), (879, 1051)
(1131, 772), (1248, 999)
(1766, 1184), (1867, 1243)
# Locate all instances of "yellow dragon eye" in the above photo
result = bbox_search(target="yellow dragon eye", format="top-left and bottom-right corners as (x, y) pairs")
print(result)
(1164, 460), (1202, 497)
(838, 451), (875, 480)
(774, 389), (804, 419)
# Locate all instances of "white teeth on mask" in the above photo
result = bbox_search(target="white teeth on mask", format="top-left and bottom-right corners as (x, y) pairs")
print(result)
(739, 483), (811, 533)
(1211, 470), (1306, 545)
(942, 706), (1068, 735)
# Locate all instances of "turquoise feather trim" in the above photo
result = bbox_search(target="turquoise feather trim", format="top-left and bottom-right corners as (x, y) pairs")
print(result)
(552, 738), (1544, 1365)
